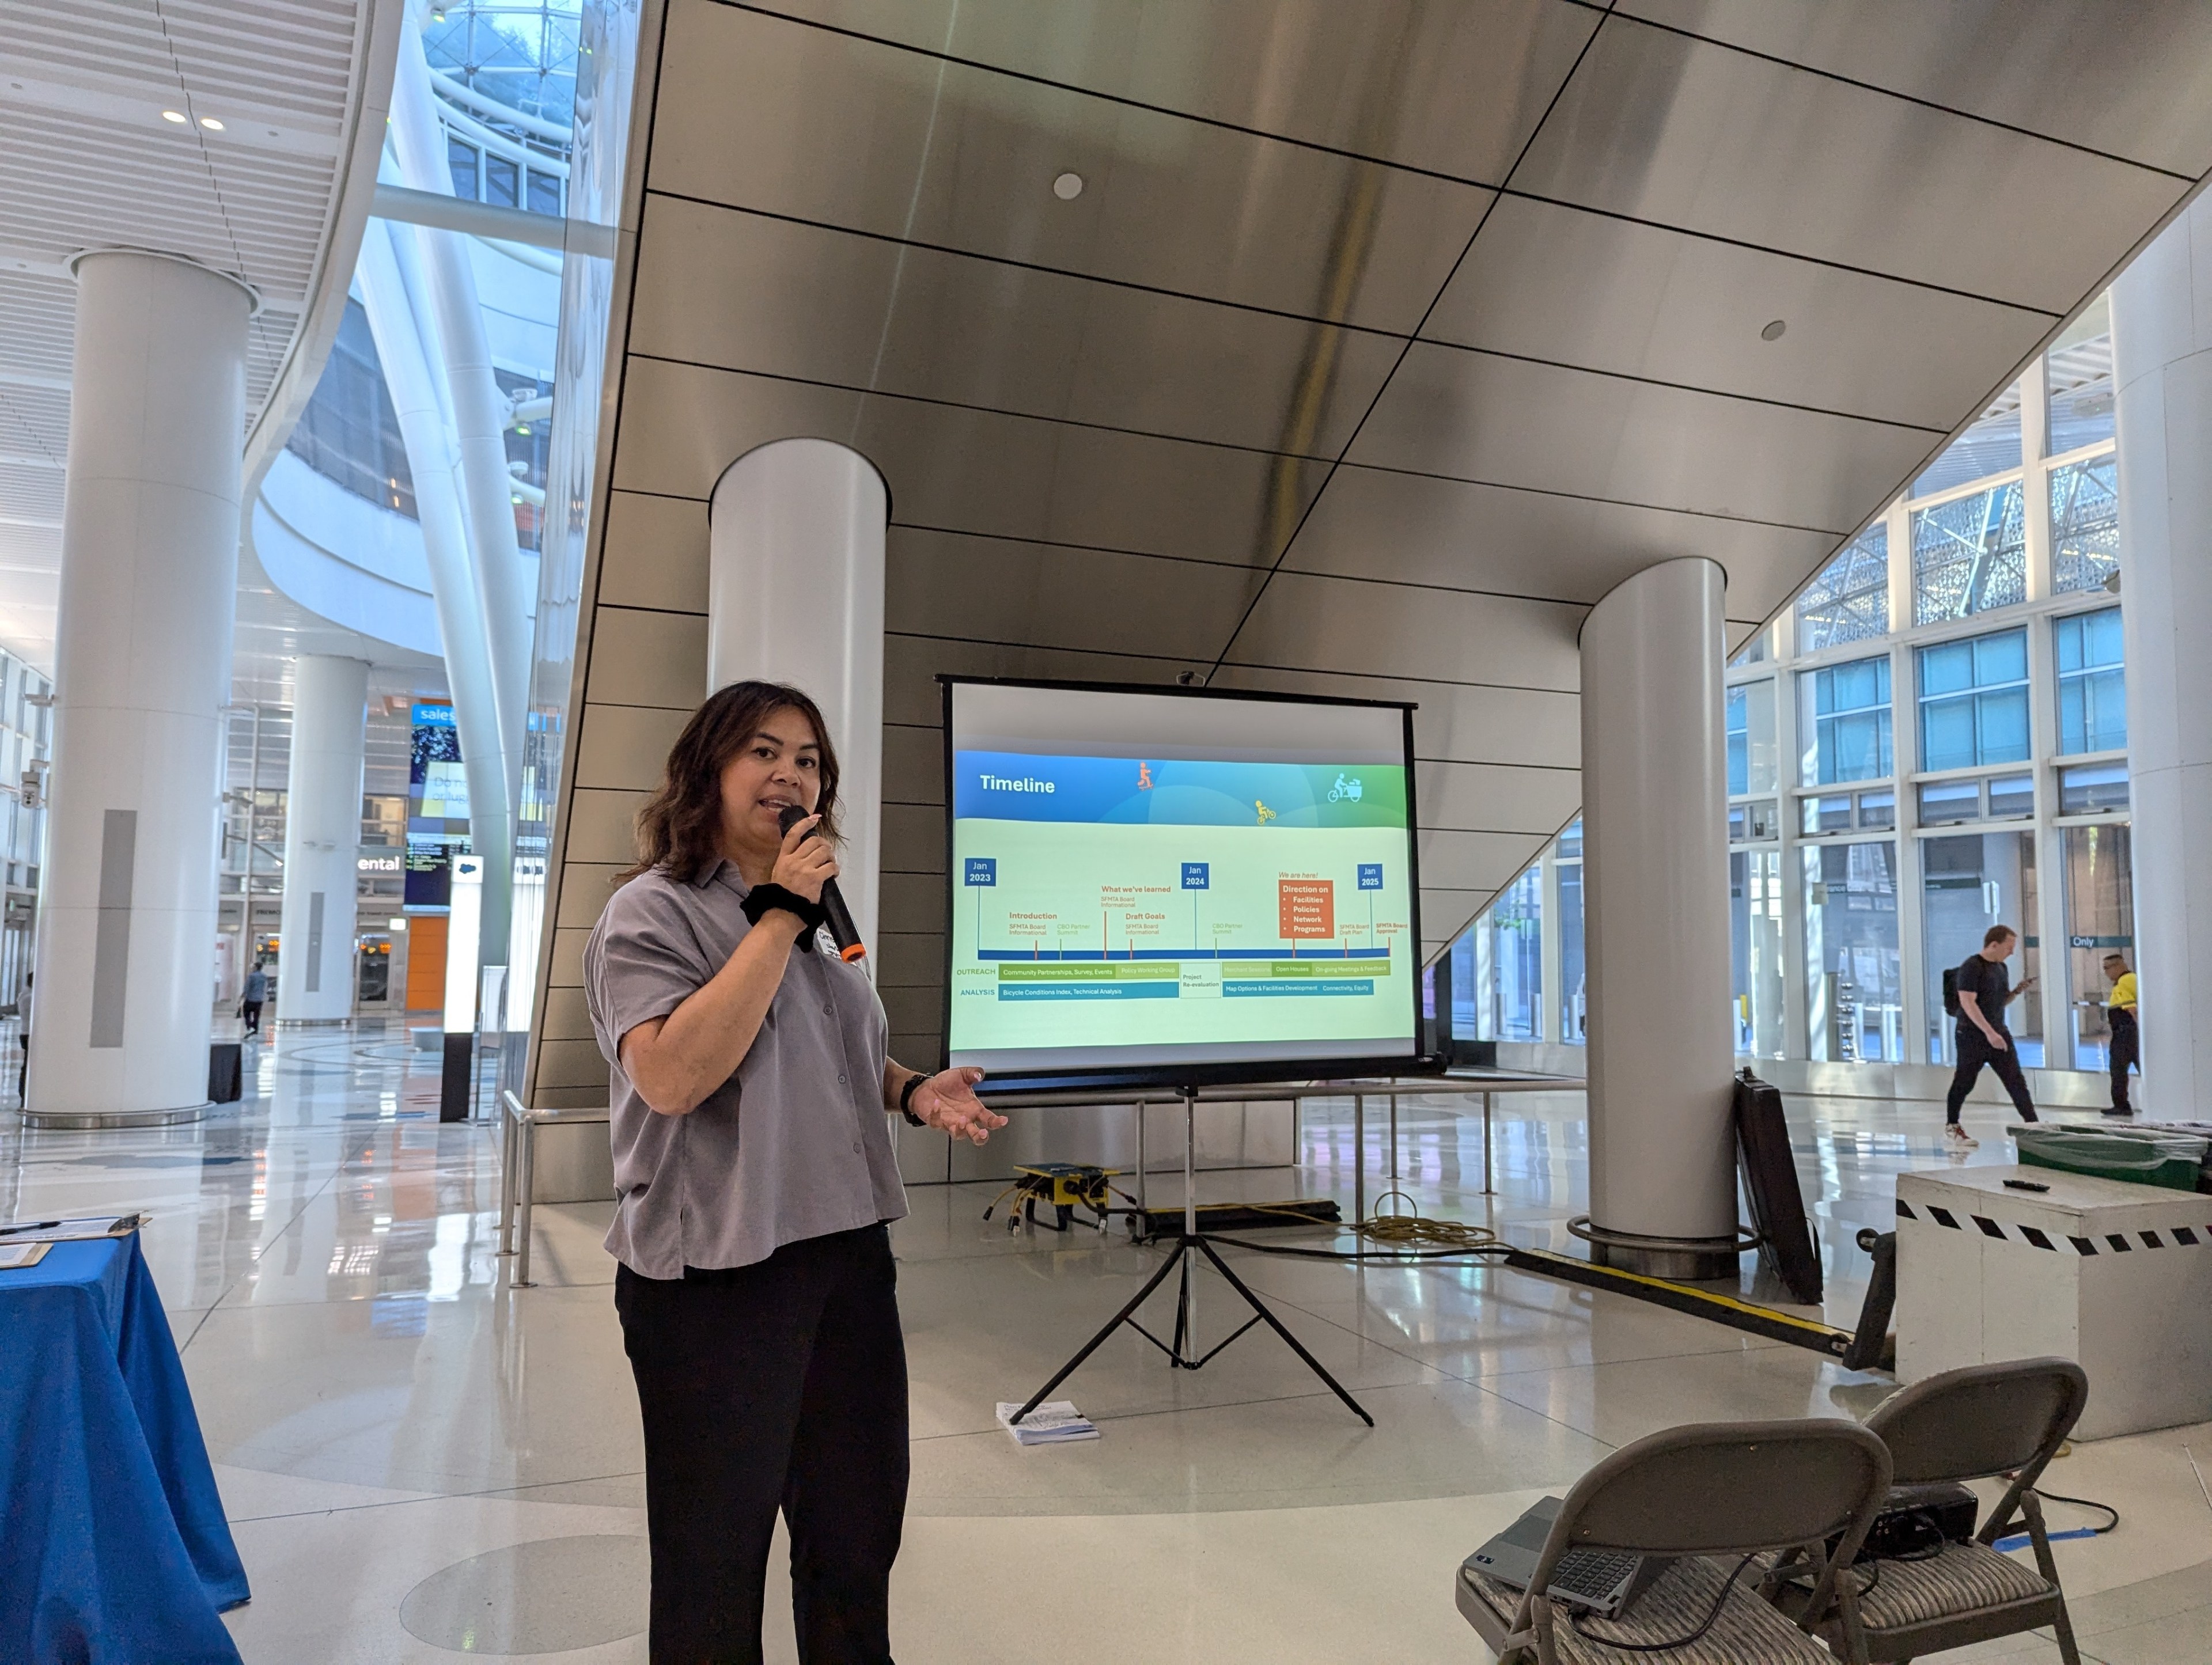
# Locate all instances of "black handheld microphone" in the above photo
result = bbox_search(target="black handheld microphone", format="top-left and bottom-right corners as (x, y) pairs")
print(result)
(778, 804), (867, 964)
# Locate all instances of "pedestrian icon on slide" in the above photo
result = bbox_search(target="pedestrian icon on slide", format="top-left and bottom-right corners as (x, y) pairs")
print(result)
(1137, 761), (1154, 790)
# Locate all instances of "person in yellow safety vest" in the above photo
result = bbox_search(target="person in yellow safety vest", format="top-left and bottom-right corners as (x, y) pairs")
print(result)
(2103, 952), (2138, 1117)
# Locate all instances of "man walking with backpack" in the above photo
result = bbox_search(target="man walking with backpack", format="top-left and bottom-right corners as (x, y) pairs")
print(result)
(1945, 924), (2039, 1147)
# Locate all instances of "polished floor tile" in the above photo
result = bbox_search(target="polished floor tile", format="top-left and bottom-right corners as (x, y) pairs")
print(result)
(5, 1026), (2207, 1662)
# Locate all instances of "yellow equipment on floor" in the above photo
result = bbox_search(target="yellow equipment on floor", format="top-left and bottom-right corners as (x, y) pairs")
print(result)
(985, 1163), (1119, 1234)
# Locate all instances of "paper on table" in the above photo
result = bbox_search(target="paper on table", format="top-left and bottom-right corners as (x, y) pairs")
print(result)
(0, 1239), (52, 1269)
(995, 1401), (1099, 1444)
(0, 1213), (147, 1243)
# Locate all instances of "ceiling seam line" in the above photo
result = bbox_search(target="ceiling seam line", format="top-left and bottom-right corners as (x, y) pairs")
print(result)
(1197, 5), (1618, 680)
(1567, 2), (2202, 183)
(1406, 339), (1953, 431)
(609, 444), (1855, 537)
(706, 0), (1510, 192)
(1493, 188), (2072, 317)
(640, 187), (1423, 340)
(1336, 458), (1854, 535)
(620, 350), (1353, 465)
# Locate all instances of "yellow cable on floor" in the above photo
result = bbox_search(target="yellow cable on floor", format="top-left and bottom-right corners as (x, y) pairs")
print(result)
(1351, 1194), (1501, 1252)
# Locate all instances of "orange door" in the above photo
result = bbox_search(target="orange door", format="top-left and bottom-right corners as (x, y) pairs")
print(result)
(404, 916), (448, 1012)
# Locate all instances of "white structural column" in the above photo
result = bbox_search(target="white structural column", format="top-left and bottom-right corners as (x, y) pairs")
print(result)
(275, 656), (370, 1023)
(709, 439), (887, 956)
(1580, 558), (1738, 1275)
(29, 253), (250, 1125)
(2113, 196), (2212, 1118)
(355, 216), (514, 958)
(386, 10), (532, 970)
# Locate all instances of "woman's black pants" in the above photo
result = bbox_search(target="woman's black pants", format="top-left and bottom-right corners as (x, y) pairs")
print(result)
(615, 1223), (908, 1665)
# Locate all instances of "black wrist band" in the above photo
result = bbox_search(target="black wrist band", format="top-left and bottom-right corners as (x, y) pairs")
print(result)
(740, 883), (826, 949)
(899, 1071), (927, 1127)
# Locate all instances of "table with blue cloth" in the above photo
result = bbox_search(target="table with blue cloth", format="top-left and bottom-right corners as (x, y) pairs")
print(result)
(1, 1232), (249, 1664)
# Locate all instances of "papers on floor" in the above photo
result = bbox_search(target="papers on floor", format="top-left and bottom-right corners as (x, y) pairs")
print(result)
(0, 1239), (52, 1270)
(996, 1401), (1099, 1444)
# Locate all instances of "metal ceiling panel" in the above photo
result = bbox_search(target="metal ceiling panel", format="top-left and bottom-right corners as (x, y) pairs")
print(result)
(1278, 461), (1839, 606)
(1419, 760), (1583, 837)
(883, 632), (1203, 727)
(1620, 0), (2212, 179)
(628, 195), (1403, 458)
(885, 529), (1267, 659)
(1349, 343), (1936, 533)
(1207, 663), (1582, 771)
(610, 356), (1331, 566)
(744, 0), (1599, 182)
(1423, 194), (2055, 429)
(1421, 825), (1554, 897)
(650, 0), (1495, 335)
(1512, 14), (2189, 314)
(1224, 571), (1584, 691)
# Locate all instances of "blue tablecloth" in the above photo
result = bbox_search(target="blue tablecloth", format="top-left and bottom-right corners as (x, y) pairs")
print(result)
(1, 1233), (248, 1664)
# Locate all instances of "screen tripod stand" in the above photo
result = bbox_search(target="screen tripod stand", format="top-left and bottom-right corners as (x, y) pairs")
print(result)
(1008, 1087), (1373, 1428)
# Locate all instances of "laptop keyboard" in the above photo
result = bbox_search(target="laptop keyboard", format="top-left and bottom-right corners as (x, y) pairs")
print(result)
(1548, 1549), (1639, 1604)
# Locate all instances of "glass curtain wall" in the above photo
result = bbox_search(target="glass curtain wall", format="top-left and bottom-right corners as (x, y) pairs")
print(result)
(1921, 833), (2042, 1065)
(1474, 868), (1543, 1041)
(2064, 824), (2133, 1068)
(1442, 293), (2134, 1079)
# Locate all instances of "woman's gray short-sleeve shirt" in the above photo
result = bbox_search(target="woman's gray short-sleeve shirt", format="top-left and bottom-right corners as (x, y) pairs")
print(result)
(583, 863), (906, 1278)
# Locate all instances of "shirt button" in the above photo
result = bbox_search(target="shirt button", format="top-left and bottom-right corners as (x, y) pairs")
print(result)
(823, 1003), (834, 1017)
(838, 1072), (848, 1084)
(852, 1140), (863, 1155)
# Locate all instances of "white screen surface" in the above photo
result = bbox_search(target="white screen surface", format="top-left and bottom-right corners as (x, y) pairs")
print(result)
(944, 681), (1420, 1080)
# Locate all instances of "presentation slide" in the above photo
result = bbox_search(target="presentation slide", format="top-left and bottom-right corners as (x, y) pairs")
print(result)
(944, 681), (1421, 1080)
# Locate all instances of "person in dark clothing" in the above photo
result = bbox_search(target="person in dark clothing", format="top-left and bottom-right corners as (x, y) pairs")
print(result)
(241, 962), (268, 1036)
(2103, 952), (2139, 1116)
(15, 971), (28, 1104)
(1945, 924), (2038, 1147)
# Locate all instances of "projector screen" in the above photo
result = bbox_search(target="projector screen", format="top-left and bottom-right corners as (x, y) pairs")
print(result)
(941, 678), (1425, 1088)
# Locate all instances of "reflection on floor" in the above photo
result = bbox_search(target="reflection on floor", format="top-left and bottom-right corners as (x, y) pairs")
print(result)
(4, 1025), (2209, 1662)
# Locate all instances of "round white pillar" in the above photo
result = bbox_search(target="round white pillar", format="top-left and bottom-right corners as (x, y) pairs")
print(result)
(29, 252), (251, 1127)
(708, 439), (887, 957)
(275, 656), (369, 1024)
(2113, 197), (2212, 1119)
(1580, 557), (1738, 1276)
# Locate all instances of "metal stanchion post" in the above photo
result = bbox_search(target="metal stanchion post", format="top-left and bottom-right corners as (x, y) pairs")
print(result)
(1482, 1091), (1495, 1197)
(1388, 1093), (1399, 1186)
(1353, 1093), (1365, 1224)
(1135, 1100), (1147, 1218)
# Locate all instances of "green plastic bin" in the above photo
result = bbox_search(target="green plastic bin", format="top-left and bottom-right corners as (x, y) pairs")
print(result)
(2014, 1125), (2207, 1192)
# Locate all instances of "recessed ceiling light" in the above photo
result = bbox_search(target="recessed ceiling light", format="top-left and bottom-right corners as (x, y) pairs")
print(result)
(161, 109), (187, 123)
(1052, 172), (1083, 200)
(200, 116), (224, 130)
(1760, 318), (1787, 342)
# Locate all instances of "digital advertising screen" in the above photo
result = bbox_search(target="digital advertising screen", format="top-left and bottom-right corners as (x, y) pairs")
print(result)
(407, 701), (469, 908)
(941, 678), (1425, 1088)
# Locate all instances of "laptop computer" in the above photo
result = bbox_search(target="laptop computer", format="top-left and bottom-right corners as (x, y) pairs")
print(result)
(1461, 1496), (1671, 1618)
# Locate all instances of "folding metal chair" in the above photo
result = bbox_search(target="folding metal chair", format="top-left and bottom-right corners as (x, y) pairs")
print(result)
(1456, 1417), (1891, 1665)
(1807, 1357), (2089, 1664)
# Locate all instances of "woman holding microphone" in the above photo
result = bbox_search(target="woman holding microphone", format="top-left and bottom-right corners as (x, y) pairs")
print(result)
(584, 679), (1005, 1663)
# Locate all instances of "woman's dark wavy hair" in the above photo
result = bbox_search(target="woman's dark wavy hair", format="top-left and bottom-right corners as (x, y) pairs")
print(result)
(624, 680), (841, 884)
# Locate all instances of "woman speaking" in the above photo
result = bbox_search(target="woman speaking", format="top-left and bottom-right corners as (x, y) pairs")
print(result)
(584, 679), (1005, 1663)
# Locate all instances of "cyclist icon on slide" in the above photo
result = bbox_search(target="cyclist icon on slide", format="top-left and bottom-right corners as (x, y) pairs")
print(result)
(1328, 773), (1363, 803)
